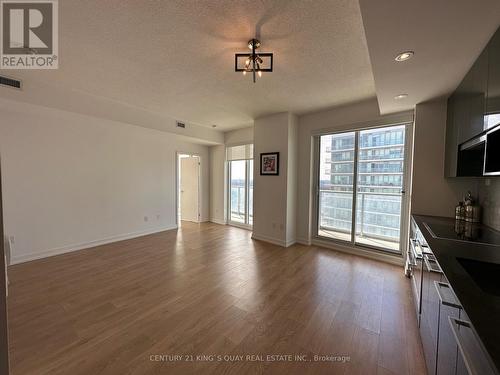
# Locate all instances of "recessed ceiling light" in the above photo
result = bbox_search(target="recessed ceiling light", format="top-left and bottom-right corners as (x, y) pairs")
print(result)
(395, 51), (414, 62)
(394, 94), (408, 100)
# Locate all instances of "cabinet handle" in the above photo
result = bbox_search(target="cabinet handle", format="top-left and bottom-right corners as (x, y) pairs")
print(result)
(415, 238), (432, 255)
(424, 254), (443, 274)
(434, 281), (461, 309)
(449, 317), (497, 375)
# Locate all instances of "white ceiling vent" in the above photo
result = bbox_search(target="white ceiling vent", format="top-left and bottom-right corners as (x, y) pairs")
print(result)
(176, 121), (186, 129)
(0, 76), (22, 90)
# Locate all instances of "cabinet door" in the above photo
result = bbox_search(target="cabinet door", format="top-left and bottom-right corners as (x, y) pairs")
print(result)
(456, 353), (468, 375)
(419, 265), (433, 374)
(449, 318), (497, 375)
(445, 94), (459, 177)
(456, 48), (489, 144)
(435, 282), (461, 375)
(421, 254), (443, 375)
(486, 27), (500, 130)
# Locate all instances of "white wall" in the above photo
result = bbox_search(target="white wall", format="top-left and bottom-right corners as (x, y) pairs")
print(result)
(0, 80), (224, 145)
(224, 126), (253, 146)
(411, 99), (479, 217)
(209, 145), (226, 224)
(297, 98), (414, 244)
(0, 98), (210, 264)
(209, 126), (254, 224)
(253, 113), (297, 246)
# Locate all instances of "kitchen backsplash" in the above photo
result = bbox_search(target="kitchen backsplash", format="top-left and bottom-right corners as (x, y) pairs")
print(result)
(478, 178), (500, 231)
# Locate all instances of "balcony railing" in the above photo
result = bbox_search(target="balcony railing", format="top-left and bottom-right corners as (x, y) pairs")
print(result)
(230, 186), (253, 222)
(319, 189), (402, 242)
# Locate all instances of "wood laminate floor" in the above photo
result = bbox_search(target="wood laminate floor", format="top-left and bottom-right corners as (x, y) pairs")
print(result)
(7, 222), (426, 375)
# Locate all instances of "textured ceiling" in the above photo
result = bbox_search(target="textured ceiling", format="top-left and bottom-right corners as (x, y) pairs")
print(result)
(359, 0), (500, 114)
(0, 0), (375, 130)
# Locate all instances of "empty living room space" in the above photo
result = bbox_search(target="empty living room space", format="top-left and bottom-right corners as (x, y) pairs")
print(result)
(1, 1), (500, 374)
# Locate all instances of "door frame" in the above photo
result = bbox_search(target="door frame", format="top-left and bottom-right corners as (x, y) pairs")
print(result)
(0, 160), (10, 375)
(226, 159), (253, 230)
(312, 121), (414, 255)
(176, 151), (201, 226)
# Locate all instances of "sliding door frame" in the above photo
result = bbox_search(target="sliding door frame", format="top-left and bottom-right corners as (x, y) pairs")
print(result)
(312, 121), (414, 255)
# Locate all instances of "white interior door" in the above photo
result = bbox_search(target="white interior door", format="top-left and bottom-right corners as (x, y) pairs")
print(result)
(180, 156), (199, 222)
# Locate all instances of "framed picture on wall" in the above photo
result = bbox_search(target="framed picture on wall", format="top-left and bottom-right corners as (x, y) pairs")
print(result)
(260, 152), (280, 175)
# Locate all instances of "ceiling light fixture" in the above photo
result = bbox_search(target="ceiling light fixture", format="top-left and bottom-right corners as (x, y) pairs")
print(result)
(395, 51), (414, 62)
(394, 94), (408, 100)
(235, 38), (273, 83)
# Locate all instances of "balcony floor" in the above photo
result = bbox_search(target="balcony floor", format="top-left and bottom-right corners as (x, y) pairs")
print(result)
(318, 228), (400, 252)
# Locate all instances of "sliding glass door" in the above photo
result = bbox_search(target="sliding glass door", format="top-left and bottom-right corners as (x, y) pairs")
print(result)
(230, 160), (247, 224)
(316, 124), (408, 253)
(318, 132), (356, 241)
(227, 144), (253, 228)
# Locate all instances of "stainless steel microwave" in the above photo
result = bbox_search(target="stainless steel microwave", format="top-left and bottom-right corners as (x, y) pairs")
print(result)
(457, 123), (500, 177)
(484, 125), (500, 176)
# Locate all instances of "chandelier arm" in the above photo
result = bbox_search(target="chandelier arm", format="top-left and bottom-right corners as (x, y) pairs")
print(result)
(252, 41), (256, 83)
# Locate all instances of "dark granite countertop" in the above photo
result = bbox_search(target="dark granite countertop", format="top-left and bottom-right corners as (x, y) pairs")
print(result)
(413, 214), (500, 372)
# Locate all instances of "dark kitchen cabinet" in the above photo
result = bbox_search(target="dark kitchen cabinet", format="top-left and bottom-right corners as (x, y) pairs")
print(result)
(456, 48), (489, 144)
(486, 27), (500, 130)
(420, 254), (444, 375)
(445, 26), (499, 177)
(445, 94), (460, 177)
(435, 282), (462, 375)
(449, 318), (497, 375)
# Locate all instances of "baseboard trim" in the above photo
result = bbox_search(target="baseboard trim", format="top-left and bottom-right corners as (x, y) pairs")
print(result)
(296, 237), (312, 246)
(252, 233), (295, 248)
(210, 218), (227, 225)
(10, 225), (178, 265)
(312, 238), (404, 266)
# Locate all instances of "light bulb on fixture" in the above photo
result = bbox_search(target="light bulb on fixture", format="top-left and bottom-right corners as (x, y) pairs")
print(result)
(235, 38), (273, 83)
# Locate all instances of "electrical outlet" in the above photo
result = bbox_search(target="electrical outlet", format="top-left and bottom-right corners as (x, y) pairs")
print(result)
(485, 179), (491, 186)
(144, 216), (149, 222)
